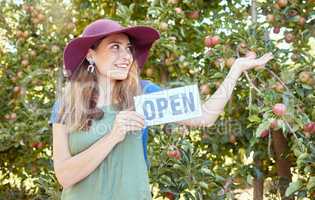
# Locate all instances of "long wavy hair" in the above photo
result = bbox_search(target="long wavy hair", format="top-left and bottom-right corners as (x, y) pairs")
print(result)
(56, 35), (142, 133)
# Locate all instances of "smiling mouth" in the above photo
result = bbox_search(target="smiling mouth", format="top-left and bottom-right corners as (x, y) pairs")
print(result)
(115, 64), (130, 68)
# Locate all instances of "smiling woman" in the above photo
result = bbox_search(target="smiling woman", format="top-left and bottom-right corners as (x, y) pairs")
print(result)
(51, 19), (160, 200)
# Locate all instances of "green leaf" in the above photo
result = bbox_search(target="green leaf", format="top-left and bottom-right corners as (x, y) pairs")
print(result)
(285, 180), (303, 197)
(307, 177), (315, 191)
(280, 70), (295, 84)
(248, 115), (261, 123)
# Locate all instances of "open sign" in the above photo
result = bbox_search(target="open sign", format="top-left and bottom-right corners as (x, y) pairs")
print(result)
(134, 84), (202, 126)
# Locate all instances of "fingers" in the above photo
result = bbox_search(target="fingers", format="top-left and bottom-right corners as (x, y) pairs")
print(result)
(117, 111), (145, 127)
(122, 123), (144, 132)
(254, 52), (274, 67)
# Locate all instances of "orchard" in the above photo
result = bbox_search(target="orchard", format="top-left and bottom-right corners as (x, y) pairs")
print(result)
(0, 0), (315, 199)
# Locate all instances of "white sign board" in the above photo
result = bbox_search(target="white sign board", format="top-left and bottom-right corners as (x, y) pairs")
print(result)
(134, 84), (202, 126)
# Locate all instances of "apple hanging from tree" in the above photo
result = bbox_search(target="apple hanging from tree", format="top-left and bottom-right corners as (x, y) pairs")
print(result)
(204, 35), (220, 47)
(165, 191), (175, 200)
(277, 0), (288, 8)
(175, 7), (183, 14)
(229, 134), (237, 144)
(273, 26), (281, 34)
(299, 71), (312, 83)
(266, 14), (275, 23)
(167, 148), (181, 160)
(186, 10), (199, 20)
(272, 82), (284, 93)
(260, 130), (270, 138)
(303, 122), (315, 137)
(284, 32), (294, 43)
(272, 103), (287, 116)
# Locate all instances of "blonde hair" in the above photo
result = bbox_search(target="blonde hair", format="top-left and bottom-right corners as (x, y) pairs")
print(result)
(57, 37), (142, 133)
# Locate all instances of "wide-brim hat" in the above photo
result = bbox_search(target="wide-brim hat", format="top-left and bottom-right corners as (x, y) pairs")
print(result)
(63, 19), (160, 78)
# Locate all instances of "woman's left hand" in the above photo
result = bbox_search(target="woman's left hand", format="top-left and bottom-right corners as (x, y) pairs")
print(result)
(231, 52), (274, 73)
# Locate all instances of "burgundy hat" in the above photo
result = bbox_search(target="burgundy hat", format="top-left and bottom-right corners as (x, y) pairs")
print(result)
(63, 19), (160, 78)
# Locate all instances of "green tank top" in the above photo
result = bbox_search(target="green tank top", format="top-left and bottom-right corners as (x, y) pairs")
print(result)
(60, 105), (152, 200)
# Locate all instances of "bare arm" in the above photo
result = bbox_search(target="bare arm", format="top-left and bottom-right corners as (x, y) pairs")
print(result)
(177, 52), (274, 128)
(177, 67), (242, 128)
(52, 123), (120, 189)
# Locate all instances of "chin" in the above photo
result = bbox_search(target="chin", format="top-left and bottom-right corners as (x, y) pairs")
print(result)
(111, 73), (129, 80)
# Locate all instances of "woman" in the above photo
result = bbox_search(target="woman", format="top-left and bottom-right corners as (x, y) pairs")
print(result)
(51, 19), (273, 199)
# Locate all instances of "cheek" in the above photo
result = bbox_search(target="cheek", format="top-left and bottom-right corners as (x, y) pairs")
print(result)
(94, 55), (115, 72)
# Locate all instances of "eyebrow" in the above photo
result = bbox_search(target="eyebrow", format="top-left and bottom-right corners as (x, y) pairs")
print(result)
(107, 40), (132, 46)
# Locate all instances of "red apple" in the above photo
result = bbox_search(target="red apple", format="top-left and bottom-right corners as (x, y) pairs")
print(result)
(37, 13), (45, 21)
(16, 30), (23, 38)
(21, 59), (29, 66)
(272, 82), (284, 93)
(211, 36), (220, 46)
(167, 149), (181, 160)
(299, 71), (311, 83)
(175, 7), (183, 14)
(229, 134), (237, 144)
(260, 130), (269, 138)
(277, 0), (288, 8)
(30, 50), (37, 57)
(273, 3), (281, 9)
(31, 142), (39, 148)
(204, 36), (213, 47)
(273, 26), (281, 34)
(37, 142), (44, 148)
(13, 86), (21, 93)
(303, 122), (315, 134)
(187, 11), (199, 20)
(10, 113), (17, 121)
(239, 43), (247, 48)
(4, 114), (10, 120)
(266, 14), (275, 23)
(272, 103), (287, 116)
(284, 32), (294, 43)
(298, 16), (306, 26)
(165, 192), (175, 200)
(22, 31), (29, 38)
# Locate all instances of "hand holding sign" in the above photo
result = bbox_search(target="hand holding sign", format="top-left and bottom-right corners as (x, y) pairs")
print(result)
(134, 85), (202, 126)
(111, 110), (145, 143)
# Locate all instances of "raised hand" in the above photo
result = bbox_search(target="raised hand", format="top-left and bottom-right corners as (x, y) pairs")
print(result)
(232, 52), (274, 73)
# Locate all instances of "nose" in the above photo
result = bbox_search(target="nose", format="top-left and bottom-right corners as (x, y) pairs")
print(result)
(120, 47), (133, 63)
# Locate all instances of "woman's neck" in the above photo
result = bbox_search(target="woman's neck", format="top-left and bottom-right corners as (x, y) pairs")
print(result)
(96, 75), (115, 108)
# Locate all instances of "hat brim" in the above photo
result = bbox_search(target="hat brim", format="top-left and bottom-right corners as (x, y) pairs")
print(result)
(63, 26), (160, 77)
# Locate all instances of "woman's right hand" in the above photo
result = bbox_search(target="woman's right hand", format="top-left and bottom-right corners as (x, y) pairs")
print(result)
(110, 111), (145, 143)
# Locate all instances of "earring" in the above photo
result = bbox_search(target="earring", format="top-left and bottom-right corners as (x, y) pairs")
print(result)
(87, 59), (95, 74)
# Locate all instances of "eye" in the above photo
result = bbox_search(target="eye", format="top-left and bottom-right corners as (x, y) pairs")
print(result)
(112, 44), (120, 50)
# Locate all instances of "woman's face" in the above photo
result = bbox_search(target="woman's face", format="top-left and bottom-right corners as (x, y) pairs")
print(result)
(87, 33), (135, 80)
